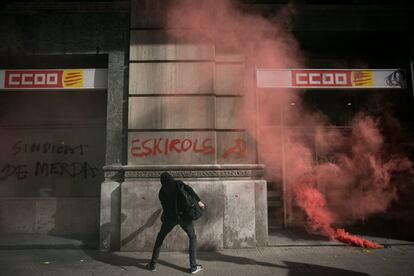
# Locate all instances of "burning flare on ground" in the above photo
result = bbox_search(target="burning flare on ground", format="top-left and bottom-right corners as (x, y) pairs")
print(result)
(295, 184), (383, 249)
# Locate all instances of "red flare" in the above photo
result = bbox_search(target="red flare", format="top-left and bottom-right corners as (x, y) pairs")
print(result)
(334, 228), (384, 249)
(293, 184), (384, 249)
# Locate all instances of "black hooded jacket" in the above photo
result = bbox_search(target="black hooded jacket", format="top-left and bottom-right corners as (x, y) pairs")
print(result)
(159, 172), (200, 221)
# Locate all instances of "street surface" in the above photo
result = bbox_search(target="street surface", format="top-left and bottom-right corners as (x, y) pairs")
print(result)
(1, 245), (413, 276)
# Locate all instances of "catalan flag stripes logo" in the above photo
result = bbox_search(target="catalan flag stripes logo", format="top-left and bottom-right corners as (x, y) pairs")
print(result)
(63, 70), (83, 88)
(352, 71), (373, 87)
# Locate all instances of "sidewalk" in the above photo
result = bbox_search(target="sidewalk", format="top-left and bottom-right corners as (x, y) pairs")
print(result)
(2, 229), (413, 249)
(0, 232), (414, 276)
(1, 245), (414, 276)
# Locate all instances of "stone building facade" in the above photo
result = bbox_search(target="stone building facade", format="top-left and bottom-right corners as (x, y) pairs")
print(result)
(101, 0), (268, 251)
(1, 0), (414, 251)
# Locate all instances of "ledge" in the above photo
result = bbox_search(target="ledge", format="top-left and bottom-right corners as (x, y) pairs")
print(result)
(103, 164), (265, 180)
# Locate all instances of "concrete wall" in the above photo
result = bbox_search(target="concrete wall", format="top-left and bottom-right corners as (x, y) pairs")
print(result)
(0, 198), (98, 235)
(120, 180), (224, 251)
(0, 2), (129, 165)
(122, 1), (414, 249)
(0, 2), (129, 238)
(102, 0), (269, 252)
(116, 167), (266, 251)
(128, 2), (255, 165)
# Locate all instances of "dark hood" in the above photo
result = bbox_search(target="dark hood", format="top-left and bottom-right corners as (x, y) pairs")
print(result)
(160, 172), (177, 195)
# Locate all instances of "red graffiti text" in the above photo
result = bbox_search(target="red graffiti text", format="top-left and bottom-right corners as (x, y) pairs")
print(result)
(131, 138), (214, 158)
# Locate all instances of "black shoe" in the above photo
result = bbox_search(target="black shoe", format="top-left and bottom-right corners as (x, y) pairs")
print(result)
(146, 263), (156, 272)
(190, 265), (203, 274)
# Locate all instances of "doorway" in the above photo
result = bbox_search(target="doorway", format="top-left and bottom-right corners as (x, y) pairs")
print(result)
(0, 55), (107, 243)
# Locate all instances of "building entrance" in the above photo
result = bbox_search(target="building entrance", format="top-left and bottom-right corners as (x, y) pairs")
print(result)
(0, 56), (107, 240)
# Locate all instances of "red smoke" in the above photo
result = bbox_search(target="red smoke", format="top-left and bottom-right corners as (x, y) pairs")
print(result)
(289, 115), (411, 248)
(293, 180), (384, 248)
(294, 185), (335, 238)
(165, 0), (413, 248)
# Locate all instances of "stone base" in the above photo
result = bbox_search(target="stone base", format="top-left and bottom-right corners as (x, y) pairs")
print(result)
(0, 197), (98, 235)
(100, 165), (268, 251)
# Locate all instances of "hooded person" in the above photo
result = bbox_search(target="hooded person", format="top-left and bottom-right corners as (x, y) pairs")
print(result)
(159, 172), (178, 221)
(147, 172), (205, 274)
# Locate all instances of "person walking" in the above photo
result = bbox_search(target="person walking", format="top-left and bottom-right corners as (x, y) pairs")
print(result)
(147, 172), (205, 274)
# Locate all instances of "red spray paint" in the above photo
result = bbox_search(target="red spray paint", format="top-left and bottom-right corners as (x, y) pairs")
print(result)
(163, 0), (413, 248)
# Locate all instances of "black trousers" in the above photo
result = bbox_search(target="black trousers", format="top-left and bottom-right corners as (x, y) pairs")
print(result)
(150, 218), (197, 268)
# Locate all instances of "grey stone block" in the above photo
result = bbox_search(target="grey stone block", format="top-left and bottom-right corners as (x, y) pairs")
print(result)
(214, 62), (245, 95)
(255, 180), (268, 246)
(35, 199), (57, 234)
(130, 30), (215, 61)
(107, 52), (128, 165)
(49, 199), (72, 235)
(129, 62), (214, 95)
(69, 198), (98, 235)
(100, 181), (121, 251)
(105, 165), (267, 250)
(50, 198), (98, 235)
(128, 96), (215, 129)
(192, 181), (224, 251)
(0, 199), (35, 233)
(120, 180), (161, 251)
(0, 198), (98, 236)
(120, 180), (224, 251)
(215, 97), (245, 129)
(223, 181), (256, 248)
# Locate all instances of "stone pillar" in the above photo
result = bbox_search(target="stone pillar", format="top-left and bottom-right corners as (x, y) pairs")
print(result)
(99, 168), (123, 251)
(99, 51), (128, 251)
(120, 0), (268, 251)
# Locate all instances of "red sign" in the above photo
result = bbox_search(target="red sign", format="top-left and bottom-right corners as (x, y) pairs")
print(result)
(4, 70), (63, 89)
(291, 70), (352, 87)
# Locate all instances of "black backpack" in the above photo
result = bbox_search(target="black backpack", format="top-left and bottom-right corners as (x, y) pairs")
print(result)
(176, 182), (203, 221)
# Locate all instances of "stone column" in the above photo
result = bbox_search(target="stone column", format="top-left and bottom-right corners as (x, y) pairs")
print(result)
(117, 0), (268, 251)
(99, 168), (123, 251)
(99, 51), (129, 250)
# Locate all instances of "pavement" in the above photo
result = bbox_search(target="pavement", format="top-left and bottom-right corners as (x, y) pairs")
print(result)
(1, 231), (413, 276)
